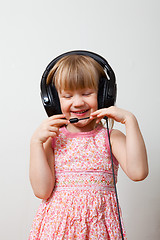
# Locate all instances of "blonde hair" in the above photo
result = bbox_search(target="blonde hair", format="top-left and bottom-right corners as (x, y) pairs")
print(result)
(46, 54), (106, 92)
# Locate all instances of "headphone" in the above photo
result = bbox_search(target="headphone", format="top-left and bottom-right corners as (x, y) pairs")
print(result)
(40, 50), (117, 117)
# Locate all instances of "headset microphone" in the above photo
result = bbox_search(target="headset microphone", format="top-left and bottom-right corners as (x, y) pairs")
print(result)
(69, 117), (90, 123)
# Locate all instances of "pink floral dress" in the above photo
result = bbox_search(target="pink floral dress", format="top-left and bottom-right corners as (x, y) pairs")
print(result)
(29, 125), (127, 239)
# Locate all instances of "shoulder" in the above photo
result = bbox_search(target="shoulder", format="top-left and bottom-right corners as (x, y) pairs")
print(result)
(99, 125), (125, 140)
(95, 126), (124, 142)
(110, 129), (125, 139)
(110, 129), (126, 151)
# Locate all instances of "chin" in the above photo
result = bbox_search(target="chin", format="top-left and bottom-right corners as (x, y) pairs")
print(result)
(75, 119), (96, 129)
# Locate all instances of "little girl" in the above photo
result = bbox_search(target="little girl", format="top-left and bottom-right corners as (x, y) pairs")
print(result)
(29, 53), (148, 239)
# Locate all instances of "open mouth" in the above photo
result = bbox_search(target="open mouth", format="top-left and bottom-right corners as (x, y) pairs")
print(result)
(71, 109), (89, 114)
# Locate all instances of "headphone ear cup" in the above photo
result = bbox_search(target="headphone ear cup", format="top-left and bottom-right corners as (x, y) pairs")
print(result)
(41, 83), (62, 117)
(98, 77), (117, 109)
(48, 84), (62, 116)
(98, 77), (106, 109)
(110, 82), (117, 106)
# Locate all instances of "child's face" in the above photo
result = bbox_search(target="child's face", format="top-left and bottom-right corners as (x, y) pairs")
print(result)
(58, 88), (98, 132)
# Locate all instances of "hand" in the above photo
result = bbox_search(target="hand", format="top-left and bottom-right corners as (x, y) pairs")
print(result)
(90, 106), (134, 124)
(31, 114), (69, 144)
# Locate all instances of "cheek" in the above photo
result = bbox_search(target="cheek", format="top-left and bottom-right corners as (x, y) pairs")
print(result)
(90, 98), (98, 111)
(59, 99), (66, 112)
(59, 99), (70, 117)
(95, 100), (98, 110)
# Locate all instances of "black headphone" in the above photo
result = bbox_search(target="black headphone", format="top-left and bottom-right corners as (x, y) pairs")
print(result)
(40, 50), (117, 117)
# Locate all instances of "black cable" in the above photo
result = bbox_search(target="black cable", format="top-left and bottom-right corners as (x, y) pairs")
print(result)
(105, 116), (124, 240)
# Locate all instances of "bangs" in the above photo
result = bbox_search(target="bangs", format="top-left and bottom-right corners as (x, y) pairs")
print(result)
(55, 58), (99, 92)
(47, 55), (106, 92)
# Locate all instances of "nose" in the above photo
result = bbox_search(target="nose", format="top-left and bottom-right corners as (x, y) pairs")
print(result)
(73, 95), (84, 107)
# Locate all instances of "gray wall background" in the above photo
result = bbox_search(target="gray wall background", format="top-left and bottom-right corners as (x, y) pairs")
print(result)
(0, 0), (159, 239)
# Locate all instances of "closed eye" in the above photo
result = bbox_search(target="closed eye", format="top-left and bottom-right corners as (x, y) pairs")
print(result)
(82, 92), (93, 96)
(64, 95), (72, 99)
(61, 93), (72, 98)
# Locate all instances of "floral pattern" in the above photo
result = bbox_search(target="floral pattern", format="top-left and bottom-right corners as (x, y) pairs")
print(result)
(29, 125), (127, 239)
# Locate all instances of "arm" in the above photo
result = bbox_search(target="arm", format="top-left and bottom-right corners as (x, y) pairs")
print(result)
(91, 106), (149, 181)
(29, 115), (68, 199)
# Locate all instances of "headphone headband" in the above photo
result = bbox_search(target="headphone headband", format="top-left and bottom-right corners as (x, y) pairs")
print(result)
(42, 50), (115, 82)
(41, 50), (117, 116)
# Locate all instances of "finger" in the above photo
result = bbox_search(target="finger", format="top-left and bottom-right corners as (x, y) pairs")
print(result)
(91, 109), (108, 119)
(46, 126), (60, 137)
(50, 119), (69, 127)
(48, 131), (58, 138)
(49, 114), (66, 120)
(93, 108), (115, 118)
(90, 110), (102, 117)
(48, 126), (59, 133)
(96, 118), (103, 124)
(92, 112), (106, 119)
